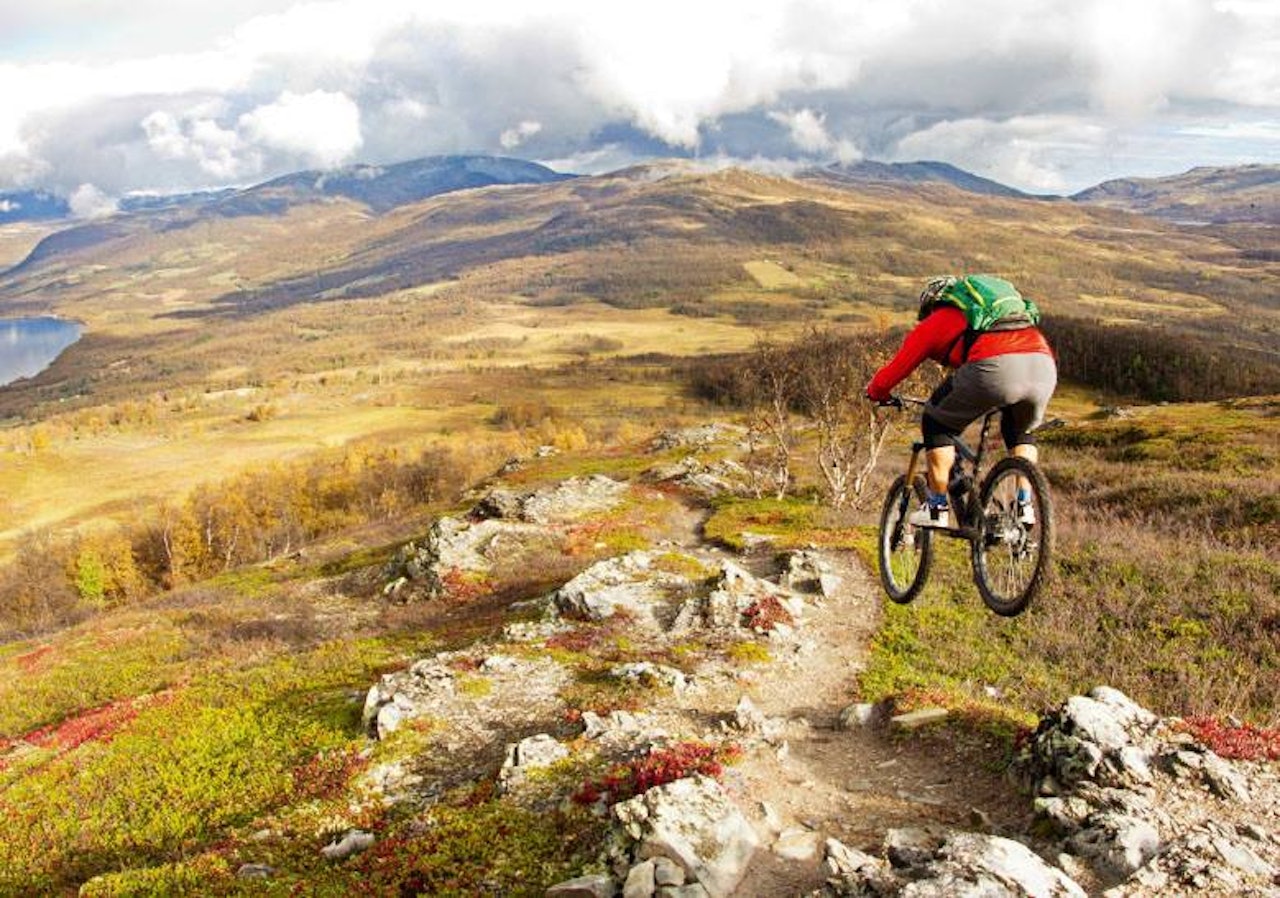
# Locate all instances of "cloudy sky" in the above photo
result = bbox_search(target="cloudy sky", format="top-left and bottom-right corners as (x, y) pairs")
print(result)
(1, 0), (1277, 206)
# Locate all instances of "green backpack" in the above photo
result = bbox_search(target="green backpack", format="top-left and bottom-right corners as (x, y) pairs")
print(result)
(934, 274), (1041, 361)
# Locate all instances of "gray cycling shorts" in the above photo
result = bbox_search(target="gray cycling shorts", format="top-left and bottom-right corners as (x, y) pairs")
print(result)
(924, 352), (1057, 449)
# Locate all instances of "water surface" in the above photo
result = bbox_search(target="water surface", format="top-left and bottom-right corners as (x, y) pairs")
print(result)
(0, 317), (82, 387)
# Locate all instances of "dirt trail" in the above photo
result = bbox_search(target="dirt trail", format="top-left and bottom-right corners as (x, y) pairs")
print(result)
(662, 539), (1029, 895)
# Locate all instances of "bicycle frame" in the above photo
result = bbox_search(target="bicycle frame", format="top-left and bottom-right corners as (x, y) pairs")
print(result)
(899, 407), (999, 543)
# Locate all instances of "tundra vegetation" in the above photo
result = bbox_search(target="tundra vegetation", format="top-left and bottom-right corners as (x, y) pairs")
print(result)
(0, 166), (1276, 892)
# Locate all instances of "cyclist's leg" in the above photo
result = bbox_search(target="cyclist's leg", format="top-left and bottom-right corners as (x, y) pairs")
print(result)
(923, 365), (995, 495)
(995, 354), (1057, 498)
(921, 377), (959, 494)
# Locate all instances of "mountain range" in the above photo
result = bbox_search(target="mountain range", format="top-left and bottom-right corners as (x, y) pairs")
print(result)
(2, 157), (1275, 231)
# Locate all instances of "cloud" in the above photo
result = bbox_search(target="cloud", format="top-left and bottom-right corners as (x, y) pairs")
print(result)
(500, 121), (542, 150)
(0, 0), (1275, 197)
(239, 90), (363, 169)
(68, 183), (117, 218)
(769, 109), (860, 162)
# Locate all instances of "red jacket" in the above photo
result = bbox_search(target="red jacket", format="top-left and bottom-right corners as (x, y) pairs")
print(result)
(866, 306), (1054, 402)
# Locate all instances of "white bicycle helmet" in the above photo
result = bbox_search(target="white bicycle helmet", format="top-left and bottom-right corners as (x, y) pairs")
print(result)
(917, 276), (956, 320)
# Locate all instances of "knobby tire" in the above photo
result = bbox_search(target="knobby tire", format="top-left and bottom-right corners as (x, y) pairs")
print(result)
(971, 456), (1053, 616)
(878, 474), (933, 603)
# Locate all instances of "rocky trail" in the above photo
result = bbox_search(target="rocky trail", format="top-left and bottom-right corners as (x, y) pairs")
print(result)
(311, 426), (1279, 897)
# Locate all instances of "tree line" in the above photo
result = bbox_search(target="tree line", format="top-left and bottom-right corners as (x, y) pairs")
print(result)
(0, 445), (465, 639)
(1042, 316), (1280, 403)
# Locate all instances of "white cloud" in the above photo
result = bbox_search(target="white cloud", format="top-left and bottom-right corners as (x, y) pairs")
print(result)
(68, 183), (118, 218)
(0, 0), (1275, 195)
(500, 120), (542, 150)
(142, 107), (249, 180)
(239, 90), (363, 169)
(894, 115), (1111, 193)
(769, 108), (860, 162)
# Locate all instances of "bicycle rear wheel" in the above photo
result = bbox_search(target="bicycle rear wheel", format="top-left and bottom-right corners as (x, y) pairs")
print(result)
(971, 457), (1053, 616)
(878, 474), (933, 603)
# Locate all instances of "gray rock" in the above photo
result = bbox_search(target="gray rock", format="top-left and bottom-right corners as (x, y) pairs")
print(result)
(779, 550), (840, 597)
(236, 863), (275, 879)
(320, 829), (375, 860)
(1113, 746), (1153, 784)
(655, 886), (709, 898)
(1067, 813), (1160, 877)
(886, 827), (946, 869)
(652, 856), (686, 886)
(519, 475), (630, 524)
(1211, 836), (1273, 876)
(1200, 750), (1252, 802)
(773, 828), (821, 861)
(824, 837), (888, 879)
(837, 702), (879, 729)
(891, 708), (949, 731)
(1063, 695), (1130, 753)
(552, 552), (684, 624)
(501, 733), (570, 792)
(610, 662), (689, 691)
(933, 832), (1087, 897)
(623, 859), (657, 898)
(546, 873), (617, 897)
(613, 775), (759, 898)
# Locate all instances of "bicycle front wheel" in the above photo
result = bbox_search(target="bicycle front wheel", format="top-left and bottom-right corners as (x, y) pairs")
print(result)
(878, 474), (933, 603)
(971, 457), (1053, 616)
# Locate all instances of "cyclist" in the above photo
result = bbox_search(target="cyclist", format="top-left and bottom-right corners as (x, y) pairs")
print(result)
(865, 276), (1057, 528)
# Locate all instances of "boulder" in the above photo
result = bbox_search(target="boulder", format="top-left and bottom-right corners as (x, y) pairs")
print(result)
(1014, 688), (1279, 895)
(778, 550), (840, 598)
(552, 551), (690, 625)
(476, 475), (629, 524)
(825, 831), (1086, 897)
(612, 775), (759, 898)
(500, 733), (570, 792)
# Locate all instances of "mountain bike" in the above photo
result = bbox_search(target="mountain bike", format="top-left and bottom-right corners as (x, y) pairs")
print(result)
(876, 396), (1053, 616)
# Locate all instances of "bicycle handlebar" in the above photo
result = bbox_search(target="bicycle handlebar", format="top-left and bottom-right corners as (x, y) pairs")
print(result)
(875, 395), (928, 408)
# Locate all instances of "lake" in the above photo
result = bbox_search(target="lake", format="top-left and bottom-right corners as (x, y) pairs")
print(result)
(0, 317), (83, 387)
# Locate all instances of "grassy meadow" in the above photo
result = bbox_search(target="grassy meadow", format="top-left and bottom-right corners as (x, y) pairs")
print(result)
(0, 165), (1276, 893)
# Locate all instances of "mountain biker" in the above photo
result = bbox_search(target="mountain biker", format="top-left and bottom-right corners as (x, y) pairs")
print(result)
(865, 276), (1057, 528)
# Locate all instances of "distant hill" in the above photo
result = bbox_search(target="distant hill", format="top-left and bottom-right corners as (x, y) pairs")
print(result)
(0, 190), (70, 224)
(1072, 164), (1279, 225)
(0, 155), (571, 229)
(804, 160), (1034, 199)
(226, 155), (573, 215)
(5, 154), (575, 272)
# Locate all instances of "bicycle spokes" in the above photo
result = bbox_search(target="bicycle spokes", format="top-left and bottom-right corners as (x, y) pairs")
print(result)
(972, 457), (1052, 616)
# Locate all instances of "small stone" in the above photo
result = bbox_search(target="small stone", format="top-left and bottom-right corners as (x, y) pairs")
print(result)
(546, 873), (617, 897)
(885, 827), (942, 869)
(320, 829), (375, 861)
(1212, 836), (1273, 876)
(773, 828), (820, 861)
(623, 860), (657, 898)
(1238, 823), (1268, 842)
(759, 802), (783, 834)
(1201, 752), (1251, 802)
(838, 702), (878, 729)
(653, 856), (686, 886)
(656, 886), (708, 898)
(890, 707), (949, 730)
(237, 863), (274, 880)
(1116, 746), (1153, 783)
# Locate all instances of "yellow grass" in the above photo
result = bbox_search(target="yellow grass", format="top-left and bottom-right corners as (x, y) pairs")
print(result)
(743, 260), (805, 289)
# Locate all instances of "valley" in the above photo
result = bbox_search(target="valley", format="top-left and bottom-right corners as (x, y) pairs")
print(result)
(0, 157), (1276, 896)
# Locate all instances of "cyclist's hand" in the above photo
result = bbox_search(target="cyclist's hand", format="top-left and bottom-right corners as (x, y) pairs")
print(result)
(875, 395), (903, 409)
